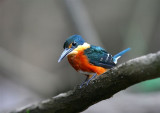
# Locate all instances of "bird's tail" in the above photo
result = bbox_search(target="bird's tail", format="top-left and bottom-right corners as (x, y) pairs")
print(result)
(113, 48), (131, 64)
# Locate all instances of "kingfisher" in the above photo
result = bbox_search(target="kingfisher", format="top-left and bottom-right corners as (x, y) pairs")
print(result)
(58, 35), (130, 88)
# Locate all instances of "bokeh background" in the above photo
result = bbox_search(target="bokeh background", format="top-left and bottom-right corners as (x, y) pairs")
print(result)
(0, 0), (160, 113)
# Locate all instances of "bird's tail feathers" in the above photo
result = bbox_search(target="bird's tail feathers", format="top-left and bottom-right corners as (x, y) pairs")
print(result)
(113, 48), (131, 64)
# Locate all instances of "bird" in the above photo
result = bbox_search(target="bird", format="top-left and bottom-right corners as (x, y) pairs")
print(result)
(58, 35), (130, 88)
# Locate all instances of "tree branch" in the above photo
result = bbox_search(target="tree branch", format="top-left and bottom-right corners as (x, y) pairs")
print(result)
(11, 51), (160, 113)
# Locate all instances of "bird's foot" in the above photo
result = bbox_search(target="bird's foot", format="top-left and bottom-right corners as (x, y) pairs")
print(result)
(80, 82), (86, 88)
(79, 73), (97, 88)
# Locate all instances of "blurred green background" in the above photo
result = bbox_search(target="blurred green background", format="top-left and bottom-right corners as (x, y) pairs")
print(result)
(0, 0), (160, 113)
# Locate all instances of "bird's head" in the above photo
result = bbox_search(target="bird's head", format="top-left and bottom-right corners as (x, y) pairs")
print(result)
(58, 35), (85, 62)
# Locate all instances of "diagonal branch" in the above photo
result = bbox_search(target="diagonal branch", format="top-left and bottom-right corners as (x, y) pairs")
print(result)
(11, 51), (160, 113)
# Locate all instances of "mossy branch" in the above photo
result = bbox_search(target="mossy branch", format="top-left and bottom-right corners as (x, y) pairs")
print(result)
(11, 51), (160, 113)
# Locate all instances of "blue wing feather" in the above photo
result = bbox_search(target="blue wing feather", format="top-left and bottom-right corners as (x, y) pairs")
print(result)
(84, 45), (116, 69)
(113, 48), (131, 64)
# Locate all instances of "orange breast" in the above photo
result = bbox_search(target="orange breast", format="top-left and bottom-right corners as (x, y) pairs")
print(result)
(67, 50), (107, 76)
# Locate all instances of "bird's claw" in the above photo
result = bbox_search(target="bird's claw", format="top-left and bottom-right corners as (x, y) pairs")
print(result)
(79, 80), (90, 88)
(80, 82), (87, 88)
(79, 73), (97, 88)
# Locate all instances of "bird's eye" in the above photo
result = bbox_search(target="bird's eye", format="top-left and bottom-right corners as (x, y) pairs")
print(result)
(72, 42), (76, 46)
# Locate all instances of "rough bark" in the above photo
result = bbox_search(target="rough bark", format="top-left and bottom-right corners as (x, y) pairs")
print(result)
(11, 51), (160, 113)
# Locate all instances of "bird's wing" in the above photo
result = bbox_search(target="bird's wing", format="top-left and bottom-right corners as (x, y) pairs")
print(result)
(84, 45), (116, 68)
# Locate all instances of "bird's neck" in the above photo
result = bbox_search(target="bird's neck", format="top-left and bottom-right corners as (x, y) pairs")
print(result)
(68, 42), (90, 55)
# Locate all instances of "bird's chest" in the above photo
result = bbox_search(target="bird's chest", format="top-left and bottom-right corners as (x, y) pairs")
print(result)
(67, 47), (107, 76)
(67, 50), (92, 72)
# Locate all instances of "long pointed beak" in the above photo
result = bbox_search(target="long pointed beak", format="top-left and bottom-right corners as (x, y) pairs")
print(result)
(58, 48), (73, 63)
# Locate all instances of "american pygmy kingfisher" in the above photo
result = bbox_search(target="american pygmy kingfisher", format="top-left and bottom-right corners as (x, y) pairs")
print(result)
(58, 35), (130, 88)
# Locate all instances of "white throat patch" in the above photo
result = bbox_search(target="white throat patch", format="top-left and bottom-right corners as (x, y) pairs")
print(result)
(69, 42), (90, 55)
